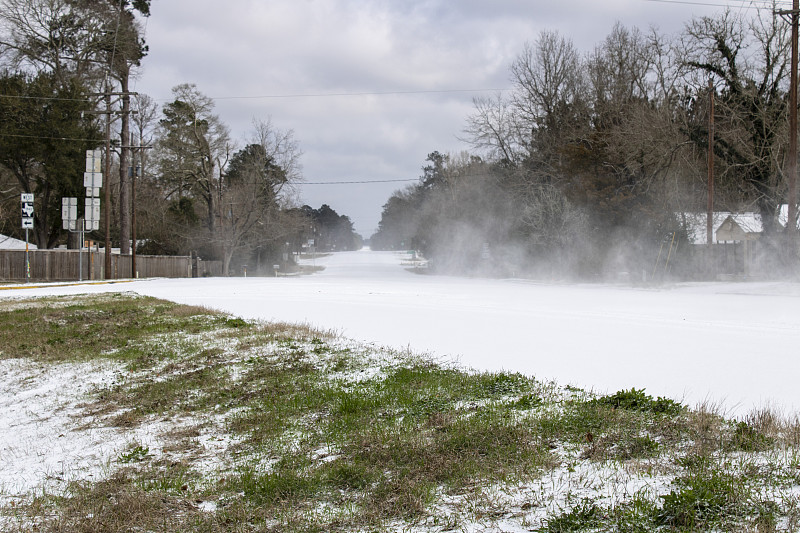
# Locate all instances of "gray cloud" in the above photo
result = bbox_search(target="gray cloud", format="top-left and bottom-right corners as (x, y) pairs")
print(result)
(134, 0), (724, 236)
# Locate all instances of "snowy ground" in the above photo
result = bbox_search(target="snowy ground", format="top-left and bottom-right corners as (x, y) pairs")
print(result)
(2, 248), (798, 416)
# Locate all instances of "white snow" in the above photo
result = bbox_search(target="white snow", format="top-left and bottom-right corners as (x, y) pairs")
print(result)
(0, 359), (157, 504)
(2, 250), (800, 528)
(0, 234), (36, 250)
(3, 249), (796, 416)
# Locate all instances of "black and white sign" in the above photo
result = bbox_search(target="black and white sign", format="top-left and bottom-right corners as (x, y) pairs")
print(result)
(21, 193), (34, 229)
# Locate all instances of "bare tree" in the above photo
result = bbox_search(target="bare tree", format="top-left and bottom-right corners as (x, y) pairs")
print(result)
(212, 119), (302, 275)
(511, 31), (586, 134)
(680, 7), (790, 234)
(464, 93), (527, 165)
(0, 0), (102, 83)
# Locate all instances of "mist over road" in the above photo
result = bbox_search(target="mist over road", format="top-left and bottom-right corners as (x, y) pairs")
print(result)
(5, 249), (799, 415)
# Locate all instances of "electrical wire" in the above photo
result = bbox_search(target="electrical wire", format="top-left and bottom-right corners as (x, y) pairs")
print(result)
(0, 94), (94, 102)
(209, 88), (510, 101)
(643, 0), (789, 8)
(302, 179), (418, 185)
(132, 8), (151, 95)
(104, 0), (126, 88)
(0, 133), (105, 142)
(0, 87), (509, 104)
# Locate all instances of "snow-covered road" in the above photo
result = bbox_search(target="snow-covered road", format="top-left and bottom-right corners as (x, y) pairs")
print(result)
(3, 249), (799, 415)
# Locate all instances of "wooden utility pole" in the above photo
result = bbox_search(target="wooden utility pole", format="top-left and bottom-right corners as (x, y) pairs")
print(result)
(104, 89), (112, 278)
(119, 70), (132, 260)
(131, 137), (138, 278)
(707, 78), (715, 247)
(780, 1), (799, 251)
(89, 88), (138, 279)
(789, 0), (798, 242)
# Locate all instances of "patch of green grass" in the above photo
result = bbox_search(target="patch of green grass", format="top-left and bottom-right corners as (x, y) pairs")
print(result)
(0, 294), (223, 363)
(593, 388), (683, 416)
(728, 420), (774, 452)
(658, 456), (752, 530)
(118, 443), (150, 464)
(541, 498), (605, 532)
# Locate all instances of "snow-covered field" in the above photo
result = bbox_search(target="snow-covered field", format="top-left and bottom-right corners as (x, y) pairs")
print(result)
(2, 248), (798, 415)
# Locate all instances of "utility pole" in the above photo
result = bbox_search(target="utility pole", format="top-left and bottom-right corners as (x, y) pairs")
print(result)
(780, 1), (799, 253)
(790, 0), (798, 245)
(130, 135), (151, 278)
(119, 71), (132, 260)
(88, 88), (138, 279)
(104, 89), (112, 278)
(131, 137), (138, 278)
(707, 78), (715, 247)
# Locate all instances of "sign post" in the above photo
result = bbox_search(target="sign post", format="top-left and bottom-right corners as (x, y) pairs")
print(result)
(61, 197), (82, 280)
(21, 193), (34, 282)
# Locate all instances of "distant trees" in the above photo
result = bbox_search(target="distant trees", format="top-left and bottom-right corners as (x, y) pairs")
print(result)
(303, 204), (362, 252)
(149, 85), (313, 275)
(372, 152), (521, 273)
(378, 8), (796, 279)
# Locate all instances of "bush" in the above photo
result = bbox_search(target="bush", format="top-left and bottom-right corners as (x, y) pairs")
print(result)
(657, 470), (742, 528)
(594, 388), (682, 415)
(542, 498), (605, 532)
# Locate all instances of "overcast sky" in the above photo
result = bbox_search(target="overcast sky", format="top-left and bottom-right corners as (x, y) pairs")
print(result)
(132, 0), (751, 237)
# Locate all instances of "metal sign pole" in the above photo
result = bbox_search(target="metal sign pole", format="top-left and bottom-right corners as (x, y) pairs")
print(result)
(21, 193), (34, 283)
(25, 228), (30, 283)
(79, 220), (84, 282)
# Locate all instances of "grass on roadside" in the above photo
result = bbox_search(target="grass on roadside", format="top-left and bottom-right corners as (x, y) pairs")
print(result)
(1, 293), (799, 532)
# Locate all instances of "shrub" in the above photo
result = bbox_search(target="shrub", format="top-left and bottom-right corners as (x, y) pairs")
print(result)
(594, 388), (682, 415)
(542, 498), (605, 532)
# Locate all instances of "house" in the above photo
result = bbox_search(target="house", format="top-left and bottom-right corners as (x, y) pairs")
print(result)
(714, 215), (762, 243)
(681, 212), (764, 245)
(680, 212), (768, 277)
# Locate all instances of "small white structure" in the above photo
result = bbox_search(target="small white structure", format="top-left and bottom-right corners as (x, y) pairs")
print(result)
(714, 215), (761, 243)
(0, 234), (37, 250)
(681, 212), (764, 244)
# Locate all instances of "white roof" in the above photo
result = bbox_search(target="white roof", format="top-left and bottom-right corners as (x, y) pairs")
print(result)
(681, 212), (764, 244)
(778, 204), (800, 229)
(0, 234), (37, 250)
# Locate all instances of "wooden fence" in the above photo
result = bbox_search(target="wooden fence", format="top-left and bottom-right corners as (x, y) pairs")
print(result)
(0, 250), (222, 282)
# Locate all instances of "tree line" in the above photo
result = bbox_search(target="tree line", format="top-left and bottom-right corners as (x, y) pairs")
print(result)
(371, 8), (798, 279)
(0, 0), (360, 275)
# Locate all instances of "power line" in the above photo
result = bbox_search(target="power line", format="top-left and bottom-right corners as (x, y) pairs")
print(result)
(303, 178), (418, 185)
(0, 87), (510, 104)
(0, 94), (94, 102)
(208, 88), (511, 101)
(0, 133), (104, 143)
(643, 0), (790, 8)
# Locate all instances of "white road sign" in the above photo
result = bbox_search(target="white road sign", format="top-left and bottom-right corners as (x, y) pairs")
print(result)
(62, 197), (77, 230)
(21, 193), (34, 229)
(85, 150), (102, 173)
(83, 172), (103, 188)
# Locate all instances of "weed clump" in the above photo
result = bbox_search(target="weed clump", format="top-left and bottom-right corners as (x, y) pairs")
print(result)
(542, 498), (605, 532)
(728, 420), (774, 452)
(593, 388), (682, 415)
